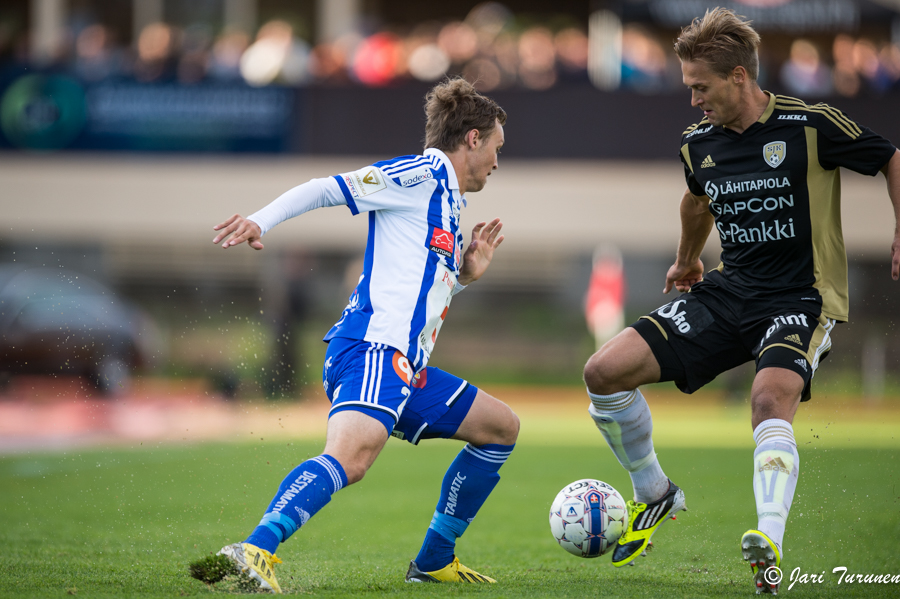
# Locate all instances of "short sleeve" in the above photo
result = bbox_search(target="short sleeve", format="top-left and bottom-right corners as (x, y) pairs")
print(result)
(680, 146), (706, 197)
(814, 106), (896, 176)
(333, 164), (419, 214)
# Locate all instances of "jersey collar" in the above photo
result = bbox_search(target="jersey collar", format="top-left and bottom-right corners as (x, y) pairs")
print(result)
(757, 91), (776, 124)
(424, 148), (460, 190)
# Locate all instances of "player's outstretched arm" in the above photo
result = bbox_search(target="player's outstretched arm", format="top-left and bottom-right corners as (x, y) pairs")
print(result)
(213, 214), (264, 250)
(663, 188), (713, 294)
(458, 218), (504, 285)
(882, 149), (900, 281)
(211, 178), (348, 251)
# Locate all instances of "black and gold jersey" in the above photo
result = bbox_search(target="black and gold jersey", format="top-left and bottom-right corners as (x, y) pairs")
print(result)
(680, 92), (896, 322)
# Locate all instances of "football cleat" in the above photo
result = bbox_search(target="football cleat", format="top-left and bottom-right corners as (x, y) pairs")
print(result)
(626, 541), (652, 566)
(612, 480), (687, 568)
(741, 530), (782, 595)
(217, 542), (283, 594)
(405, 557), (496, 583)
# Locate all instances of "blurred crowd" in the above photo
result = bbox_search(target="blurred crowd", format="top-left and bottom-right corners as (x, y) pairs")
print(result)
(2, 1), (899, 97)
(620, 25), (900, 97)
(781, 35), (900, 97)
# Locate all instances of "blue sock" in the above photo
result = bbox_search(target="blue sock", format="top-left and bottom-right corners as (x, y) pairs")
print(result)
(244, 454), (347, 554)
(414, 443), (514, 572)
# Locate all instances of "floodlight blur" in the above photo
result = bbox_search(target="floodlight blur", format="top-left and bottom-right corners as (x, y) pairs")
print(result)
(353, 32), (401, 87)
(239, 20), (311, 87)
(465, 2), (512, 38)
(588, 9), (623, 91)
(240, 38), (285, 86)
(438, 21), (478, 63)
(408, 43), (451, 81)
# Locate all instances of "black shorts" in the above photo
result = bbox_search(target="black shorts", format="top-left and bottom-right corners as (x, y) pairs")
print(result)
(631, 270), (836, 401)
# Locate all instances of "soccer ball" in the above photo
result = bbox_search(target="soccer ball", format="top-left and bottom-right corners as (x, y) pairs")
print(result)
(549, 479), (627, 558)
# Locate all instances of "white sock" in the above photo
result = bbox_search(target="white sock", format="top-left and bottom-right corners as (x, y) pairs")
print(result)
(588, 389), (669, 503)
(752, 419), (799, 554)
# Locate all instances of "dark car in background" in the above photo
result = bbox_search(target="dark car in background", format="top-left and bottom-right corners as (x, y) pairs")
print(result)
(0, 265), (159, 395)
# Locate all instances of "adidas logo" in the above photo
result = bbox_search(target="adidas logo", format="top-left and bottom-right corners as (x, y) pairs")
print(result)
(634, 496), (672, 531)
(700, 155), (716, 168)
(795, 358), (808, 372)
(759, 456), (791, 474)
(784, 333), (802, 345)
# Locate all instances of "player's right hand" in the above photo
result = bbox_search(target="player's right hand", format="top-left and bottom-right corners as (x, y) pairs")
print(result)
(664, 259), (704, 294)
(213, 214), (264, 250)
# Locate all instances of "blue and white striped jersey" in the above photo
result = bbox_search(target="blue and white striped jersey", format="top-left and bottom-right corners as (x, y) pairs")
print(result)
(324, 148), (467, 373)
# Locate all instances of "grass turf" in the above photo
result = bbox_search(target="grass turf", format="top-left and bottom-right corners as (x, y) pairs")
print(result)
(1, 402), (899, 597)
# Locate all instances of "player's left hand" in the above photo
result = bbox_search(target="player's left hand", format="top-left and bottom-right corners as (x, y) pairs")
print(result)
(458, 218), (504, 285)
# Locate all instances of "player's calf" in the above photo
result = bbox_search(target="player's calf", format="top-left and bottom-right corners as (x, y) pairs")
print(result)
(412, 442), (515, 575)
(452, 389), (519, 446)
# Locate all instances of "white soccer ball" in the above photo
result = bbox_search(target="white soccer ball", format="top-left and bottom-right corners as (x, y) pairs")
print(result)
(549, 478), (628, 558)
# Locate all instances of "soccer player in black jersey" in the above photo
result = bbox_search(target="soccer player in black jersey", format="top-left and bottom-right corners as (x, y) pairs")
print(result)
(582, 7), (900, 594)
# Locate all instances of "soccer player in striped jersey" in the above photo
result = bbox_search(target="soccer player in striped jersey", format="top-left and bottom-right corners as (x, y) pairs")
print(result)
(203, 78), (518, 592)
(582, 8), (899, 595)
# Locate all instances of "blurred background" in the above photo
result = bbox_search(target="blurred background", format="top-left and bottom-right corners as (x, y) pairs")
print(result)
(1, 0), (899, 434)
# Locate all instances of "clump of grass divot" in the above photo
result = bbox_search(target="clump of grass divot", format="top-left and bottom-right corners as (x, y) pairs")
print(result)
(188, 554), (239, 584)
(189, 554), (264, 593)
(218, 571), (263, 593)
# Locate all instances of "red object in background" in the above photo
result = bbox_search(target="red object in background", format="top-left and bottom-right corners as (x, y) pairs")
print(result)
(585, 256), (626, 332)
(353, 32), (401, 86)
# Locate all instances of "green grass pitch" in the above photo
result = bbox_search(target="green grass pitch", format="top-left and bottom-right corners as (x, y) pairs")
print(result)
(1, 406), (899, 597)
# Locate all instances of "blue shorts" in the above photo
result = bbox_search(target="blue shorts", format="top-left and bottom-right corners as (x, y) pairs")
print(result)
(323, 337), (478, 444)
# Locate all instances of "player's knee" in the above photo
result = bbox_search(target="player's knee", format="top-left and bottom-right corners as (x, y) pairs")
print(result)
(750, 368), (804, 428)
(326, 449), (378, 485)
(479, 402), (519, 446)
(499, 408), (520, 446)
(750, 392), (797, 429)
(751, 396), (778, 429)
(338, 458), (369, 486)
(583, 352), (620, 395)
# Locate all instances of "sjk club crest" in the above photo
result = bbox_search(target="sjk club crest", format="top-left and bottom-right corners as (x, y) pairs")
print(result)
(763, 142), (786, 168)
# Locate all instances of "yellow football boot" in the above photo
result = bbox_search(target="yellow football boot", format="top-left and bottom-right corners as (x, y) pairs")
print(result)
(405, 557), (496, 583)
(741, 530), (782, 595)
(218, 542), (283, 593)
(612, 480), (687, 567)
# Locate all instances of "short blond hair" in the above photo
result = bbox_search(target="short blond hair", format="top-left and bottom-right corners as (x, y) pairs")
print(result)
(674, 7), (761, 81)
(424, 77), (507, 152)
